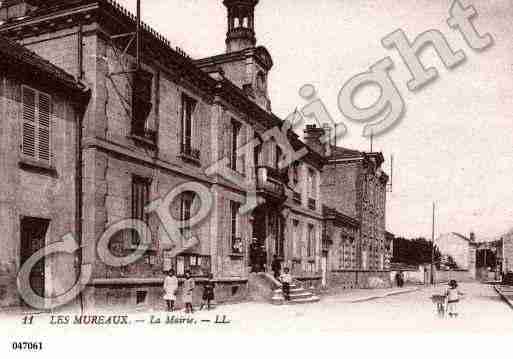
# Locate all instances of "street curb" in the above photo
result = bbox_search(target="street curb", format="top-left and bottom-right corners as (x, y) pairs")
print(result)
(494, 285), (513, 310)
(343, 287), (420, 303)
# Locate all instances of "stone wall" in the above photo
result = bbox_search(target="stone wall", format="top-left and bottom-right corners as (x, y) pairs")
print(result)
(321, 162), (359, 219)
(327, 270), (391, 293)
(85, 279), (248, 311)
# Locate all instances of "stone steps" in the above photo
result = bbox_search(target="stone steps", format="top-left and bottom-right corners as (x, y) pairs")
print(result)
(271, 283), (320, 305)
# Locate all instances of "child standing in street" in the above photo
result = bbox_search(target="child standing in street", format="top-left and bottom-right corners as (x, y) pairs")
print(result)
(445, 279), (464, 318)
(200, 273), (215, 311)
(183, 271), (195, 313)
(163, 269), (178, 312)
(280, 267), (293, 301)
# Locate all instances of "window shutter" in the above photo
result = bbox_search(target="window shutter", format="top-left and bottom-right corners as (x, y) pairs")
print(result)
(22, 87), (36, 158)
(38, 93), (51, 162)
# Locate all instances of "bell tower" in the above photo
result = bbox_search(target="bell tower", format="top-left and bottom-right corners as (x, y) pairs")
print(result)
(224, 0), (258, 53)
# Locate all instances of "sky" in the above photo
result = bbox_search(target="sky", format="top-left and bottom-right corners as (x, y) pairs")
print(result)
(116, 0), (513, 241)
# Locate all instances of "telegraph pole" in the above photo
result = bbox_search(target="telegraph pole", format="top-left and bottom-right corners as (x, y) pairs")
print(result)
(431, 202), (435, 285)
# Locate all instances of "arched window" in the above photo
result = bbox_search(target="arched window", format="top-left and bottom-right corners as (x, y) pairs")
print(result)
(234, 17), (240, 28)
(243, 17), (249, 28)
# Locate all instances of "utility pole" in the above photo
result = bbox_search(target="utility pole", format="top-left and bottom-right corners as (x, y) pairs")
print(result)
(431, 202), (436, 285)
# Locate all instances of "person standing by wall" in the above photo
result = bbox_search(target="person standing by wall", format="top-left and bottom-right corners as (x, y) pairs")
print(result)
(271, 255), (282, 279)
(183, 271), (195, 313)
(280, 267), (293, 301)
(200, 273), (215, 311)
(395, 271), (404, 287)
(163, 269), (178, 312)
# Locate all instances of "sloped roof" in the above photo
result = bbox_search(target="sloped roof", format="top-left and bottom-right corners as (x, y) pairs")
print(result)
(451, 232), (472, 242)
(0, 34), (85, 95)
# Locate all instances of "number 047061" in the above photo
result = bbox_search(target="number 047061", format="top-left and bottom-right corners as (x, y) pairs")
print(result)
(11, 342), (43, 351)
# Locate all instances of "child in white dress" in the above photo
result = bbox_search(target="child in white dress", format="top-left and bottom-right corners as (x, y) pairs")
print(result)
(163, 269), (178, 312)
(445, 279), (464, 318)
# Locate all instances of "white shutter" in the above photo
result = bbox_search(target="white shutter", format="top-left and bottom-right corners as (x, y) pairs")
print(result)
(38, 93), (51, 162)
(21, 87), (52, 163)
(22, 87), (36, 158)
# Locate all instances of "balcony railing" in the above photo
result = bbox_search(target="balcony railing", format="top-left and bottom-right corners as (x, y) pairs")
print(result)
(180, 142), (200, 162)
(308, 198), (317, 210)
(256, 166), (286, 201)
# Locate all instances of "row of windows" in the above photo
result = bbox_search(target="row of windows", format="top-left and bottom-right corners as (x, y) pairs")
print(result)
(20, 86), (201, 166)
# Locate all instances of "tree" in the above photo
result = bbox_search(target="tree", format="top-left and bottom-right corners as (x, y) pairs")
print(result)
(392, 237), (441, 267)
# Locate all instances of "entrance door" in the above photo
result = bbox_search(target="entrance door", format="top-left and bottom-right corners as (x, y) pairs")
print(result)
(321, 254), (328, 287)
(20, 217), (49, 304)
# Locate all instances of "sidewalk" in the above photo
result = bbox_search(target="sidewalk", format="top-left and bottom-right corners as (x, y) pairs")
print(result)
(324, 285), (419, 303)
(494, 285), (513, 309)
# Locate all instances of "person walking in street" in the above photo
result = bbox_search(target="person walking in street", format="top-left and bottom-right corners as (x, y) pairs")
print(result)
(183, 271), (195, 313)
(271, 255), (281, 280)
(200, 273), (215, 311)
(280, 267), (293, 301)
(445, 279), (464, 318)
(163, 269), (178, 312)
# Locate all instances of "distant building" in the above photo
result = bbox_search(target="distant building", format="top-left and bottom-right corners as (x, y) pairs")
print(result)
(436, 232), (477, 278)
(319, 140), (389, 272)
(501, 231), (513, 274)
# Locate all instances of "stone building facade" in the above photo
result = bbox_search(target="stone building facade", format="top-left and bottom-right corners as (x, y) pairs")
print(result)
(0, 35), (89, 307)
(0, 0), (391, 309)
(308, 126), (390, 287)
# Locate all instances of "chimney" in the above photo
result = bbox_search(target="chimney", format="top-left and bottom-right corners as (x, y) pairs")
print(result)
(469, 232), (475, 242)
(0, 0), (36, 22)
(304, 124), (326, 156)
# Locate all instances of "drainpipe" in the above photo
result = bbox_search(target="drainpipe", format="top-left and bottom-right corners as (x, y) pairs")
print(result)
(76, 23), (85, 314)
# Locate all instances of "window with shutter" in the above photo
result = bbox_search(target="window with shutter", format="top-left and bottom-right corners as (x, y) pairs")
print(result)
(230, 201), (241, 254)
(38, 93), (51, 162)
(230, 119), (241, 172)
(22, 87), (36, 158)
(131, 175), (151, 246)
(21, 86), (52, 164)
(180, 191), (195, 238)
(180, 94), (199, 160)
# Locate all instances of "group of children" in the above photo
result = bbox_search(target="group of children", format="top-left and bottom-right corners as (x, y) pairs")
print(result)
(163, 270), (215, 313)
(164, 268), (464, 316)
